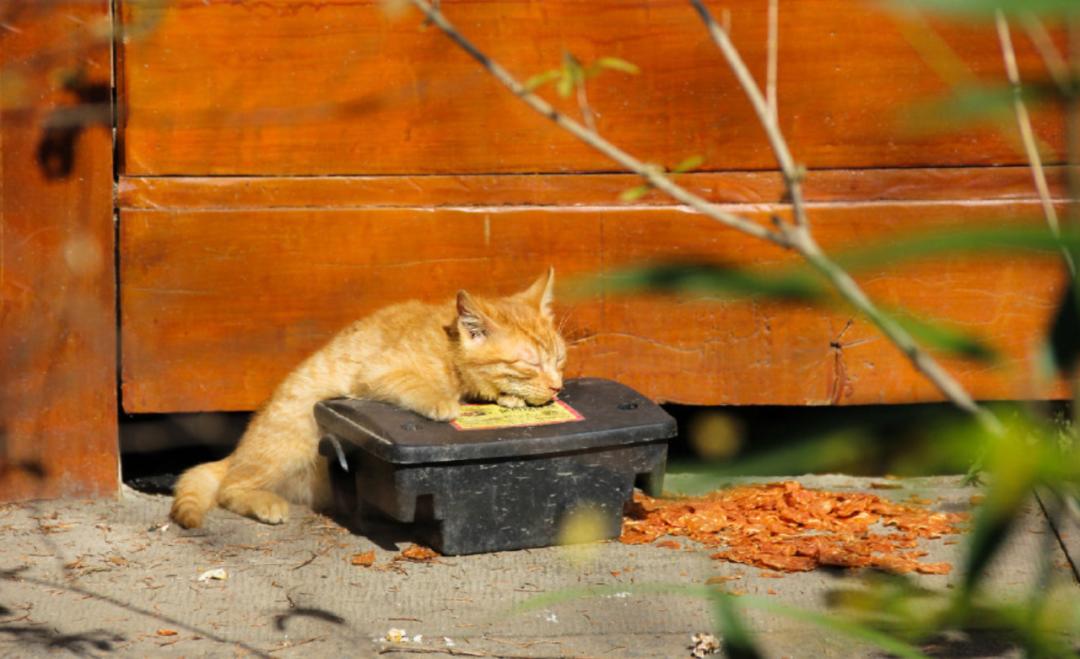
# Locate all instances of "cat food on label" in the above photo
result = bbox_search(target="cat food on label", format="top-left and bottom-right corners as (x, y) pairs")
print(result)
(450, 399), (584, 431)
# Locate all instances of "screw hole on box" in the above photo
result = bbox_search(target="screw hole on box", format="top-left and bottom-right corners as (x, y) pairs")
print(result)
(618, 401), (639, 411)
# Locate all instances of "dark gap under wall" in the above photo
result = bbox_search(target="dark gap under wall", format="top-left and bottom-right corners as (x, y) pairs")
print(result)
(120, 401), (1072, 495)
(121, 412), (249, 494)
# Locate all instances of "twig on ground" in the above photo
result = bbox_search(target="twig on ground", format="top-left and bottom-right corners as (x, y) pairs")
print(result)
(408, 0), (1002, 435)
(376, 647), (598, 659)
(290, 549), (324, 571)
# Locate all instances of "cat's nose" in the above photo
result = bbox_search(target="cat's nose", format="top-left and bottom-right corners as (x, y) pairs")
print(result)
(548, 385), (562, 394)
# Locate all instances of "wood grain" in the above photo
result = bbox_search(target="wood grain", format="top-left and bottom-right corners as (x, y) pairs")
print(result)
(117, 166), (1068, 210)
(119, 0), (1062, 175)
(1, 2), (119, 500)
(119, 202), (1069, 413)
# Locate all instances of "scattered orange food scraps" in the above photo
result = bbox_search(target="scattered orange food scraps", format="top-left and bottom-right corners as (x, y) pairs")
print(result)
(350, 550), (376, 567)
(620, 481), (965, 575)
(156, 629), (178, 637)
(398, 544), (440, 562)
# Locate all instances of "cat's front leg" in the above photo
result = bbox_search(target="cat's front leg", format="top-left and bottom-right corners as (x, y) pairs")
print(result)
(496, 394), (526, 408)
(419, 397), (461, 422)
(367, 372), (461, 421)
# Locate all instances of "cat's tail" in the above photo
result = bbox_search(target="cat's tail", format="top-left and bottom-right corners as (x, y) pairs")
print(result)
(170, 458), (229, 529)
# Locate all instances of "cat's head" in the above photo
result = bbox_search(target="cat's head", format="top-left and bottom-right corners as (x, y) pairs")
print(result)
(449, 268), (567, 406)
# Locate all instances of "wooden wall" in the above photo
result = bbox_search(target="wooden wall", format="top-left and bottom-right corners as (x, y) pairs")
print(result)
(1, 2), (118, 499)
(113, 0), (1068, 414)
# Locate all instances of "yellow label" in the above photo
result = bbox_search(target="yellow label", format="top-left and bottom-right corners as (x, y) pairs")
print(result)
(451, 399), (584, 431)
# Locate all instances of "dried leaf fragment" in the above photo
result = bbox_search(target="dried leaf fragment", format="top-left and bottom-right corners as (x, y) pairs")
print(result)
(350, 550), (376, 567)
(398, 544), (439, 562)
(690, 632), (721, 657)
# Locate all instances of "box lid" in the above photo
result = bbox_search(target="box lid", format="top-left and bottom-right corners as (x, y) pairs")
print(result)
(315, 378), (676, 464)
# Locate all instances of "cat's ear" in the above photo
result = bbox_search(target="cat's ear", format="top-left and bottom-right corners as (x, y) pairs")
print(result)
(456, 290), (490, 345)
(519, 267), (555, 319)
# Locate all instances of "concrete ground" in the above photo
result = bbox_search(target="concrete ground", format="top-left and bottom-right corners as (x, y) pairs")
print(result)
(0, 475), (1076, 658)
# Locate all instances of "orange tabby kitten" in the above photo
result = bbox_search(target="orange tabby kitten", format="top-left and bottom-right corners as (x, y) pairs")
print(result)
(170, 269), (566, 529)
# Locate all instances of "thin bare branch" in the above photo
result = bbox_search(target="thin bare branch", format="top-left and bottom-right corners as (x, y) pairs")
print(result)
(688, 0), (807, 229)
(1019, 13), (1071, 95)
(575, 81), (597, 133)
(893, 6), (1058, 162)
(409, 0), (1000, 435)
(766, 0), (779, 125)
(788, 230), (1002, 434)
(996, 10), (1075, 276)
(690, 0), (998, 431)
(406, 0), (783, 247)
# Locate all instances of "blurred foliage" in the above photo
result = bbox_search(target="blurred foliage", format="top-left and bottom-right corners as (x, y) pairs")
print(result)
(583, 260), (824, 301)
(907, 83), (1054, 130)
(1049, 279), (1080, 377)
(901, 0), (1080, 18)
(544, 2), (1080, 656)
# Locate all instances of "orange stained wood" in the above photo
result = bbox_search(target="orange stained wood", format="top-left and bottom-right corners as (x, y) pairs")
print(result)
(1, 2), (119, 499)
(119, 202), (1070, 414)
(117, 166), (1069, 210)
(119, 0), (1062, 175)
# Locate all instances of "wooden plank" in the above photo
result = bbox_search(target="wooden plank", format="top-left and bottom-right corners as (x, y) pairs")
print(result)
(119, 0), (1062, 175)
(117, 166), (1068, 210)
(119, 203), (1069, 413)
(0, 2), (119, 500)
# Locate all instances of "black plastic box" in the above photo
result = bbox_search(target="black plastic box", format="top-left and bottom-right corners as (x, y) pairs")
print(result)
(316, 378), (675, 555)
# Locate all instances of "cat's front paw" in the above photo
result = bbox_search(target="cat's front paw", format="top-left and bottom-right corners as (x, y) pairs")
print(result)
(422, 399), (460, 422)
(250, 492), (289, 525)
(497, 394), (526, 408)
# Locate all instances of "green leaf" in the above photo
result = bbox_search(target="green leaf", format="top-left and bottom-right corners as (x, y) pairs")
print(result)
(1046, 278), (1080, 377)
(561, 51), (587, 96)
(958, 419), (1043, 596)
(834, 226), (1080, 272)
(593, 56), (640, 75)
(712, 593), (765, 659)
(597, 261), (827, 303)
(889, 311), (998, 364)
(619, 184), (652, 202)
(900, 0), (1080, 17)
(557, 72), (574, 97)
(523, 69), (562, 93)
(671, 154), (705, 174)
(905, 84), (1054, 132)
